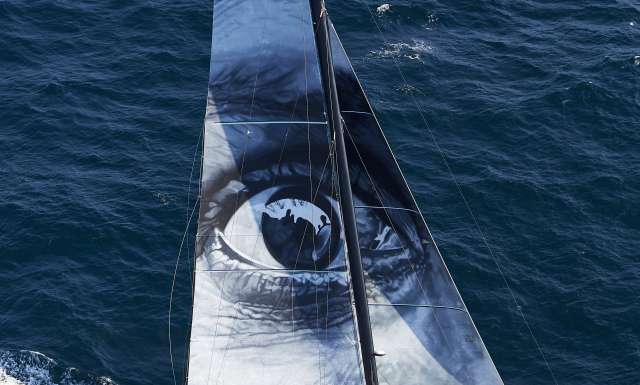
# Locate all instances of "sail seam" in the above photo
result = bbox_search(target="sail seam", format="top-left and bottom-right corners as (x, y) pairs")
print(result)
(209, 120), (327, 125)
(341, 110), (372, 115)
(367, 303), (467, 312)
(353, 205), (418, 213)
(195, 269), (347, 273)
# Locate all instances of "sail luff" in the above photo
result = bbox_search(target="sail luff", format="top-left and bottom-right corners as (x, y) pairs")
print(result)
(310, 2), (378, 385)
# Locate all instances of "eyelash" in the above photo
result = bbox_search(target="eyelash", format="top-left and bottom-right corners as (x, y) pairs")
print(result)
(209, 158), (332, 220)
(199, 150), (427, 273)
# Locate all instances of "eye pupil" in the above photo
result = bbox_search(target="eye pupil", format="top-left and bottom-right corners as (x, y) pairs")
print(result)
(262, 198), (334, 269)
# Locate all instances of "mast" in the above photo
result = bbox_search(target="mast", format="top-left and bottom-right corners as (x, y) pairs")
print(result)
(310, 2), (379, 385)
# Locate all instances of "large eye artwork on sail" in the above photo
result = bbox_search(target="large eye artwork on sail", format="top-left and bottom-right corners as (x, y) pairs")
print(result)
(193, 120), (497, 384)
(195, 124), (429, 277)
(191, 123), (369, 384)
(189, 0), (502, 381)
(188, 0), (498, 384)
(208, 178), (343, 271)
(196, 123), (348, 274)
(195, 119), (440, 304)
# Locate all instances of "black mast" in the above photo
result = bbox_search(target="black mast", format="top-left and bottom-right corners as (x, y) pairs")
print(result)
(310, 2), (379, 385)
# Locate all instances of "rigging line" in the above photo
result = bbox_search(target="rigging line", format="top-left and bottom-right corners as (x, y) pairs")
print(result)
(320, 12), (368, 383)
(211, 301), (239, 385)
(331, 97), (367, 385)
(216, 2), (305, 264)
(285, 150), (331, 330)
(322, 136), (341, 384)
(334, 148), (366, 384)
(169, 194), (200, 385)
(242, 125), (293, 272)
(203, 270), (229, 385)
(342, 123), (431, 305)
(241, 15), (312, 289)
(203, 11), (271, 384)
(318, 9), (375, 381)
(333, 16), (463, 367)
(313, 11), (345, 368)
(355, 2), (560, 384)
(240, 3), (318, 275)
(310, 126), (322, 381)
(302, 8), (324, 381)
(342, 121), (456, 352)
(228, 3), (270, 239)
(185, 143), (195, 280)
(328, 137), (366, 384)
(170, 113), (206, 385)
(290, 5), (315, 338)
(186, 124), (204, 299)
(181, 122), (205, 385)
(226, 133), (250, 238)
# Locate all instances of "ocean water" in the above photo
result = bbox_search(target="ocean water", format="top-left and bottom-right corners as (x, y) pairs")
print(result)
(1, 0), (638, 384)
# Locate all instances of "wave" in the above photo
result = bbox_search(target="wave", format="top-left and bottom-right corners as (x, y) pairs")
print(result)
(368, 39), (434, 62)
(0, 351), (115, 385)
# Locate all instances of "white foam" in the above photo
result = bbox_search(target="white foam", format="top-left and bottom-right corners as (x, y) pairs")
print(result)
(377, 3), (390, 14)
(0, 368), (26, 385)
(369, 39), (433, 62)
(0, 350), (116, 385)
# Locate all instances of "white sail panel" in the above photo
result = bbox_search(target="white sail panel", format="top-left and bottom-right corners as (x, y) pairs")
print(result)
(189, 270), (362, 385)
(369, 306), (501, 385)
(206, 0), (325, 123)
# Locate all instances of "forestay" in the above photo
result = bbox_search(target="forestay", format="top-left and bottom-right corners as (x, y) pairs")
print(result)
(187, 0), (504, 384)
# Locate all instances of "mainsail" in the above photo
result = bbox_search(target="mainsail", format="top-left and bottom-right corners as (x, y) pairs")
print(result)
(187, 1), (504, 384)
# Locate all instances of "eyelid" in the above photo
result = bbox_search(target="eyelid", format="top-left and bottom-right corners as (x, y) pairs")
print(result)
(199, 151), (393, 272)
(217, 230), (285, 270)
(221, 185), (346, 271)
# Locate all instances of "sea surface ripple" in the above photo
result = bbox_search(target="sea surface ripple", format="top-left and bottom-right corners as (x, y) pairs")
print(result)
(1, 1), (639, 384)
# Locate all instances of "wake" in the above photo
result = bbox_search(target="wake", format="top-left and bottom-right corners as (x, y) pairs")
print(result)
(0, 351), (115, 385)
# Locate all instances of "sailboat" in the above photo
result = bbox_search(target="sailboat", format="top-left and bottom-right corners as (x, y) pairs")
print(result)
(186, 1), (504, 384)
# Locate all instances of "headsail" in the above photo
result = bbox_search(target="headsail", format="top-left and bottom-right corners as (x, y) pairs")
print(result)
(188, 0), (504, 384)
(329, 22), (504, 385)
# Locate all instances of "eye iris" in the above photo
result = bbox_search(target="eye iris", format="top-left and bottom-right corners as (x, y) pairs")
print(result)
(261, 198), (334, 269)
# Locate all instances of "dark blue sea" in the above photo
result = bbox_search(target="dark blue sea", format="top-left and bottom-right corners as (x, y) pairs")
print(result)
(1, 0), (638, 384)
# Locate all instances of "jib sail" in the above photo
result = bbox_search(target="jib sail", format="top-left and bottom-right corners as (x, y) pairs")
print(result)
(329, 21), (504, 385)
